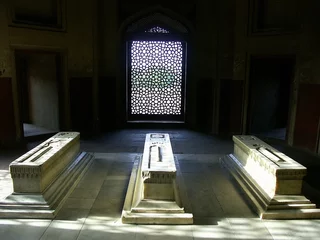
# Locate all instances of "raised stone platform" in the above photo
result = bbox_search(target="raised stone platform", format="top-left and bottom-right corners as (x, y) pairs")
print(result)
(221, 135), (320, 219)
(122, 133), (193, 224)
(0, 132), (94, 218)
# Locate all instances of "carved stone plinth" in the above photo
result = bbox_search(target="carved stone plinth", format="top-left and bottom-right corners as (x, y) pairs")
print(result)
(221, 135), (320, 219)
(10, 132), (80, 193)
(0, 132), (94, 218)
(122, 133), (193, 224)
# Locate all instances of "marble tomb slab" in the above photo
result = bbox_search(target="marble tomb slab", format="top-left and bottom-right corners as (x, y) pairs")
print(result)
(221, 135), (320, 219)
(0, 132), (94, 218)
(122, 133), (193, 224)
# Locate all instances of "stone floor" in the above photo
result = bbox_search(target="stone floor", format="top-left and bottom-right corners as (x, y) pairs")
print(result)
(23, 123), (56, 137)
(1, 128), (320, 240)
(252, 128), (286, 140)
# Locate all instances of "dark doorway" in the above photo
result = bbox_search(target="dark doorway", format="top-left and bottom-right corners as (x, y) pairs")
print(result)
(15, 51), (63, 138)
(247, 56), (295, 140)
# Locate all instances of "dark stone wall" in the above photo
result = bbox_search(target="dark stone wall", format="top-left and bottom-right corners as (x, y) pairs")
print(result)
(294, 84), (320, 152)
(118, 0), (197, 27)
(0, 78), (16, 146)
(69, 77), (94, 135)
(197, 78), (214, 131)
(98, 76), (117, 131)
(219, 79), (244, 135)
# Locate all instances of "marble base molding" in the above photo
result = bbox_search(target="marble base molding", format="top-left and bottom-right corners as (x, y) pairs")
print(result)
(221, 135), (320, 219)
(0, 132), (94, 218)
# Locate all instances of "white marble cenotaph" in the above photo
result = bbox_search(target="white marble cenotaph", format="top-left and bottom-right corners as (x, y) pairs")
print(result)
(0, 132), (94, 218)
(122, 133), (193, 224)
(221, 135), (320, 219)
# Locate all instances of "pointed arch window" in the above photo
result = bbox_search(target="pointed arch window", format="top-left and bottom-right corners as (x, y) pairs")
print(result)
(126, 14), (188, 122)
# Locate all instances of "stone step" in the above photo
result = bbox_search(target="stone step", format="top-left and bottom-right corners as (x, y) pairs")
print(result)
(122, 211), (193, 224)
(0, 204), (50, 210)
(132, 199), (184, 213)
(262, 208), (320, 219)
(0, 194), (48, 205)
(271, 195), (312, 204)
(0, 209), (54, 219)
(267, 203), (316, 210)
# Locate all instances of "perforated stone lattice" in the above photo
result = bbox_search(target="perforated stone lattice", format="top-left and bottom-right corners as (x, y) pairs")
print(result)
(130, 40), (183, 115)
(147, 26), (169, 33)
